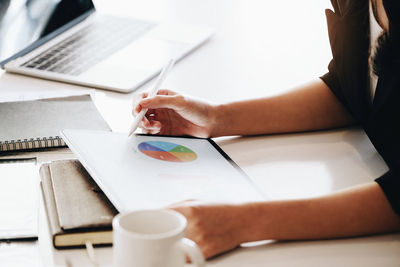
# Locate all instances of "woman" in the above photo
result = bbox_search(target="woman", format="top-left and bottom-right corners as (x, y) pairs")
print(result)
(133, 0), (400, 259)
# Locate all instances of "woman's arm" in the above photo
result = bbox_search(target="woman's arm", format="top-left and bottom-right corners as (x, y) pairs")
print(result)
(171, 182), (400, 259)
(134, 79), (353, 137)
(211, 79), (354, 136)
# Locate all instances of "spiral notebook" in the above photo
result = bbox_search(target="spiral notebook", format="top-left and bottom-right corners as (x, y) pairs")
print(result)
(0, 95), (110, 152)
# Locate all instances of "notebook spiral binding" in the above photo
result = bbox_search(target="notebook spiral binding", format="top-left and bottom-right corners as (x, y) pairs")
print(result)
(0, 136), (66, 152)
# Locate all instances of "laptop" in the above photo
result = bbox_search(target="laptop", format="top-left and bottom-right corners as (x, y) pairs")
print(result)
(0, 0), (212, 93)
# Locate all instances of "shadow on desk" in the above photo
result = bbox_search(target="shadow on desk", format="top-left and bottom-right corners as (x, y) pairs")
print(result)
(209, 233), (400, 267)
(216, 127), (389, 199)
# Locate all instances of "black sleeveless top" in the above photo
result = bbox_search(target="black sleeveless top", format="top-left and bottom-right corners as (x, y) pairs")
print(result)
(321, 0), (400, 215)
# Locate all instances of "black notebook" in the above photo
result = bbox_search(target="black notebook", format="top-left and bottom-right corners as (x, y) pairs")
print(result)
(0, 95), (110, 152)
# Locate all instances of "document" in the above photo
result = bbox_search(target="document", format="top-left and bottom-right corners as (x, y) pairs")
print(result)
(0, 159), (39, 240)
(62, 130), (265, 212)
(0, 88), (94, 103)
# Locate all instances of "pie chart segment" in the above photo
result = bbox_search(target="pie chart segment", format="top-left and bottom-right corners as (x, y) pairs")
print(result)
(138, 141), (197, 163)
(146, 141), (179, 151)
(169, 151), (197, 162)
(140, 150), (182, 162)
(137, 142), (164, 152)
(170, 145), (193, 153)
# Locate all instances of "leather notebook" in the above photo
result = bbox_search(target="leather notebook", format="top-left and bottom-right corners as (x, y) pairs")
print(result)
(40, 159), (118, 249)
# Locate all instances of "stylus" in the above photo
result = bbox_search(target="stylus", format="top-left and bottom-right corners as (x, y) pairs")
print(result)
(128, 58), (175, 137)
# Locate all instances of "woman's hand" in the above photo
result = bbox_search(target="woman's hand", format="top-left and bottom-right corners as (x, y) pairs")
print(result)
(168, 201), (247, 259)
(133, 89), (217, 137)
(170, 184), (400, 261)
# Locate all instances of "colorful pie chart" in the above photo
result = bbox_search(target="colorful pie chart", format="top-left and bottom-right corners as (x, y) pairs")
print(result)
(138, 141), (197, 162)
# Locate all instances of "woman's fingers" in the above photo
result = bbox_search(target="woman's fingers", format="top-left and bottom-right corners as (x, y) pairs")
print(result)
(139, 115), (161, 134)
(156, 89), (177, 96)
(143, 119), (161, 130)
(133, 105), (142, 116)
(132, 89), (176, 116)
(132, 92), (148, 115)
(132, 89), (214, 137)
(140, 94), (185, 110)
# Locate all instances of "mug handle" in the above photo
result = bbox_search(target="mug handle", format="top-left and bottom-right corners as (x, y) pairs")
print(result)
(179, 238), (206, 267)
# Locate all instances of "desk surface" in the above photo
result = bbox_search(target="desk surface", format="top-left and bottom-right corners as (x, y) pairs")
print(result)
(0, 0), (399, 266)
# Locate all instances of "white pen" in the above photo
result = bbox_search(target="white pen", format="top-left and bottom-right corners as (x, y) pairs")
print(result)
(128, 58), (175, 137)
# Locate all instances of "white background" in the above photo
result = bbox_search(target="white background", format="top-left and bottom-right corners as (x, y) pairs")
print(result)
(0, 0), (399, 266)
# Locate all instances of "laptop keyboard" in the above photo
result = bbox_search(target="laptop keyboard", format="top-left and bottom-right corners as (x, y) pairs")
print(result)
(22, 16), (156, 76)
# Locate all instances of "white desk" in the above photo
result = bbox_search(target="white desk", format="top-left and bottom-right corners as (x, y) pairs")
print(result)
(0, 0), (399, 266)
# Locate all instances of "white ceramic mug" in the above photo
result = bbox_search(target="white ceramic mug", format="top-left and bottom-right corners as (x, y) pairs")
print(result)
(113, 209), (205, 267)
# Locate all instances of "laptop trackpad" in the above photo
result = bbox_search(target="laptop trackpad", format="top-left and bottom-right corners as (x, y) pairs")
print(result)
(79, 38), (190, 90)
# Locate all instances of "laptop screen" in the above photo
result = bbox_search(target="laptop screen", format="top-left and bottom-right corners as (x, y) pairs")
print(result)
(0, 0), (94, 66)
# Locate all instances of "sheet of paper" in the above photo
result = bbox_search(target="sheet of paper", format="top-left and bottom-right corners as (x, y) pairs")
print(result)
(0, 88), (95, 103)
(0, 159), (39, 240)
(0, 243), (41, 267)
